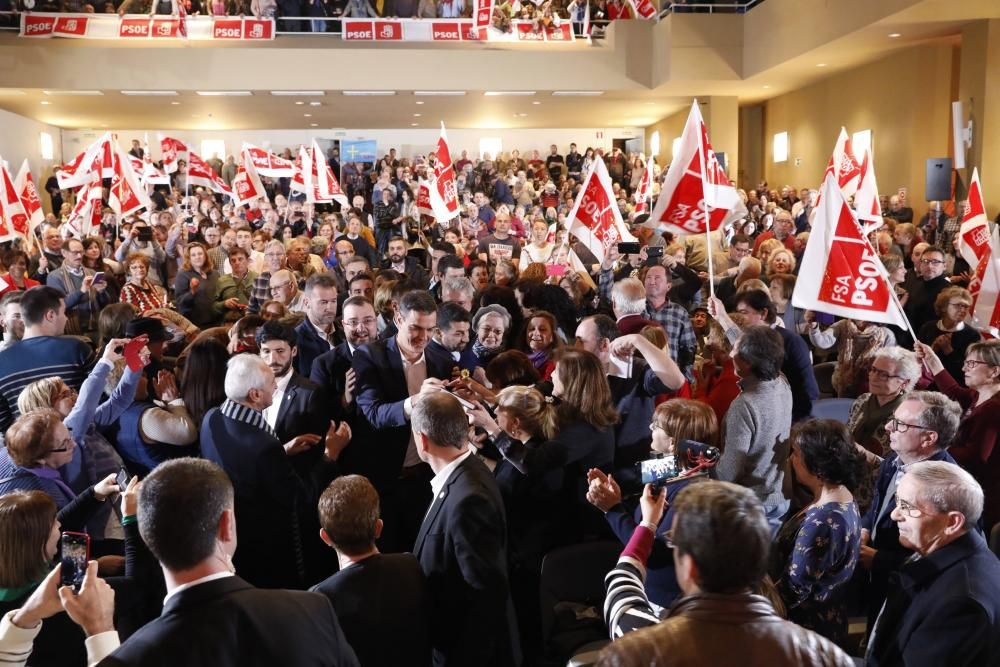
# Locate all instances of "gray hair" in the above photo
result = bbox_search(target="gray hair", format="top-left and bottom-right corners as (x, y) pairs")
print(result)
(264, 240), (286, 255)
(411, 392), (469, 450)
(472, 304), (511, 333)
(611, 278), (646, 316)
(906, 391), (962, 449)
(905, 460), (983, 528)
(442, 277), (475, 300)
(735, 325), (785, 381)
(872, 347), (921, 387)
(224, 355), (272, 402)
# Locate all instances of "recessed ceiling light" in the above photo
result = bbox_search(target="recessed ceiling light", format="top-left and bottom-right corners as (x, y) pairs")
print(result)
(171, 101), (181, 105)
(514, 113), (528, 118)
(43, 90), (103, 96)
(309, 101), (322, 106)
(310, 123), (318, 127)
(196, 91), (252, 96)
(888, 33), (901, 38)
(415, 101), (425, 105)
(484, 91), (535, 96)
(296, 101), (304, 105)
(763, 85), (771, 89)
(413, 113), (421, 117)
(303, 113), (312, 117)
(269, 90), (325, 96)
(816, 63), (827, 67)
(411, 123), (419, 126)
(40, 101), (50, 105)
(343, 91), (396, 96)
(532, 101), (541, 105)
(414, 91), (465, 96)
(552, 91), (603, 97)
(120, 90), (178, 96)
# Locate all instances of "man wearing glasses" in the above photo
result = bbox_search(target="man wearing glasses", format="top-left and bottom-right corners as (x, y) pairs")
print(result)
(904, 245), (951, 332)
(858, 391), (962, 642)
(866, 461), (1000, 666)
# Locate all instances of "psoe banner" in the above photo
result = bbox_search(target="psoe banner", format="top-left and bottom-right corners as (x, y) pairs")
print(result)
(20, 13), (275, 40)
(341, 18), (575, 42)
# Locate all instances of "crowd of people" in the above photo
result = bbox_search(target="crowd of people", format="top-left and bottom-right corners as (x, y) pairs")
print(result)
(0, 138), (997, 667)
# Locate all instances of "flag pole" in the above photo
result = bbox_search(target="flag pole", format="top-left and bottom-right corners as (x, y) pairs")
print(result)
(697, 113), (716, 301)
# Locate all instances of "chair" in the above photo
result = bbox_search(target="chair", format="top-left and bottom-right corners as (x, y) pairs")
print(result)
(813, 361), (838, 399)
(539, 541), (620, 666)
(810, 398), (855, 424)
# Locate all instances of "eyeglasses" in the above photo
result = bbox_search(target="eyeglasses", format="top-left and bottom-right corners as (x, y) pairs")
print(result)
(947, 302), (971, 310)
(963, 359), (994, 370)
(886, 417), (931, 433)
(344, 317), (377, 329)
(269, 282), (292, 292)
(919, 258), (945, 266)
(648, 422), (667, 433)
(732, 247), (752, 256)
(868, 367), (902, 381)
(49, 437), (75, 454)
(895, 497), (934, 519)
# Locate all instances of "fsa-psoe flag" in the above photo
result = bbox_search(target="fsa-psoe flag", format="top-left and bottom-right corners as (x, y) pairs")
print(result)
(821, 128), (863, 201)
(972, 225), (1000, 333)
(231, 149), (267, 207)
(959, 168), (992, 273)
(65, 181), (104, 239)
(566, 158), (636, 264)
(427, 122), (460, 222)
(243, 143), (296, 178)
(633, 158), (653, 215)
(13, 160), (44, 251)
(645, 100), (746, 236)
(854, 147), (883, 227)
(312, 140), (349, 208)
(109, 141), (153, 217)
(159, 136), (189, 174)
(416, 179), (434, 218)
(187, 150), (233, 197)
(58, 132), (115, 189)
(0, 160), (28, 245)
(792, 171), (907, 328)
(626, 0), (657, 19)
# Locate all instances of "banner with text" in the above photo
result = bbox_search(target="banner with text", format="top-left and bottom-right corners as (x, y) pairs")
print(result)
(20, 13), (275, 40)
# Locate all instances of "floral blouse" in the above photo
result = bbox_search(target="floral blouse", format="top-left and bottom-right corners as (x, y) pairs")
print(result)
(768, 501), (861, 649)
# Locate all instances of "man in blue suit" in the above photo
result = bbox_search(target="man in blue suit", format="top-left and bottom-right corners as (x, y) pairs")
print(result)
(294, 273), (341, 378)
(859, 391), (962, 634)
(353, 289), (453, 551)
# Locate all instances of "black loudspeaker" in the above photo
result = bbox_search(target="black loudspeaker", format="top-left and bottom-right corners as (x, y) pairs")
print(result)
(925, 158), (953, 201)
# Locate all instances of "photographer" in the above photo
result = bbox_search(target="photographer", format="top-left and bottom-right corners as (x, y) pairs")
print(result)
(114, 222), (167, 289)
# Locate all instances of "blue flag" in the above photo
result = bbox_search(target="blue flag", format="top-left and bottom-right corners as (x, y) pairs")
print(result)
(340, 140), (378, 163)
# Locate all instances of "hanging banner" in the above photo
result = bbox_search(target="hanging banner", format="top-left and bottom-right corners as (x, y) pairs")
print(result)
(341, 18), (574, 42)
(20, 13), (275, 40)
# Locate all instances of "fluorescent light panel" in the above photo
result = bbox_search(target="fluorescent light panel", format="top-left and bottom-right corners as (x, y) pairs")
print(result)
(414, 91), (466, 96)
(343, 91), (396, 96)
(484, 91), (535, 96)
(43, 90), (103, 96)
(552, 91), (603, 96)
(270, 91), (325, 96)
(196, 91), (252, 97)
(121, 90), (178, 96)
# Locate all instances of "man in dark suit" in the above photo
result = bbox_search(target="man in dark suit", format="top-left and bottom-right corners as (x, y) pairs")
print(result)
(426, 302), (477, 376)
(294, 273), (341, 378)
(866, 461), (1000, 666)
(353, 289), (452, 551)
(311, 475), (431, 667)
(61, 458), (359, 666)
(860, 391), (961, 633)
(381, 236), (429, 288)
(411, 392), (520, 667)
(258, 321), (329, 445)
(200, 354), (351, 589)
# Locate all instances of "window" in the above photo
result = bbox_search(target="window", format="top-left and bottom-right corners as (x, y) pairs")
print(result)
(40, 132), (54, 160)
(201, 140), (226, 160)
(479, 137), (502, 161)
(773, 132), (789, 163)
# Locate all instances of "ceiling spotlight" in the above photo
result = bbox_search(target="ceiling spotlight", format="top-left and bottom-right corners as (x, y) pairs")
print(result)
(171, 101), (181, 105)
(416, 101), (425, 105)
(816, 63), (827, 67)
(532, 101), (541, 105)
(304, 113), (312, 117)
(411, 123), (419, 126)
(413, 113), (421, 117)
(40, 101), (50, 105)
(296, 101), (304, 105)
(763, 85), (771, 89)
(888, 33), (901, 38)
(309, 101), (321, 106)
(310, 123), (318, 127)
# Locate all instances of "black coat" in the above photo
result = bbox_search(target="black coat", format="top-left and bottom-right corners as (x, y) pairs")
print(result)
(295, 319), (337, 378)
(311, 554), (431, 667)
(414, 454), (520, 667)
(867, 530), (1000, 666)
(98, 577), (359, 667)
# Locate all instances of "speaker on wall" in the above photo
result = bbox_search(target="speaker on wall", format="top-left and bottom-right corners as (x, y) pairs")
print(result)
(926, 158), (952, 202)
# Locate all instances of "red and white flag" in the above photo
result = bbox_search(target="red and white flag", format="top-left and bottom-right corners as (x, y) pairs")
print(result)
(972, 225), (1000, 333)
(58, 132), (115, 189)
(187, 150), (233, 197)
(566, 158), (637, 264)
(854, 147), (883, 228)
(289, 142), (349, 206)
(626, 0), (657, 19)
(959, 168), (991, 272)
(474, 0), (493, 33)
(65, 181), (104, 238)
(159, 135), (189, 174)
(243, 143), (296, 177)
(633, 158), (654, 215)
(13, 160), (44, 250)
(109, 141), (153, 217)
(645, 100), (746, 236)
(231, 148), (267, 207)
(0, 161), (28, 245)
(427, 122), (460, 222)
(821, 128), (863, 202)
(792, 171), (907, 327)
(416, 179), (434, 218)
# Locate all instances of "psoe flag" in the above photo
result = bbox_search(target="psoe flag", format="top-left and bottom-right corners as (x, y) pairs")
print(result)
(340, 140), (378, 163)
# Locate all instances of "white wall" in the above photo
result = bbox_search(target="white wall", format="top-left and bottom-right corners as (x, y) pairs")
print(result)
(0, 109), (64, 209)
(61, 127), (645, 162)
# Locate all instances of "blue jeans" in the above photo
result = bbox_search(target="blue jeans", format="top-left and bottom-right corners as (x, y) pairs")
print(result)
(763, 500), (790, 538)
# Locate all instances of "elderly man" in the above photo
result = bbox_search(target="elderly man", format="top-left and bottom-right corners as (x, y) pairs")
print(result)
(200, 354), (351, 589)
(330, 240), (356, 294)
(29, 224), (64, 279)
(610, 277), (659, 336)
(248, 240), (288, 313)
(859, 390), (961, 636)
(46, 237), (111, 340)
(866, 462), (1000, 666)
(598, 482), (852, 666)
(441, 277), (476, 313)
(753, 209), (797, 254)
(269, 269), (305, 314)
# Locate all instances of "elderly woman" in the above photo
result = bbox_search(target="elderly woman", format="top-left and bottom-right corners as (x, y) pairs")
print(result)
(471, 304), (511, 368)
(120, 253), (168, 314)
(915, 339), (1000, 531)
(114, 221), (166, 287)
(587, 399), (718, 608)
(770, 419), (863, 648)
(916, 286), (981, 386)
(764, 248), (797, 281)
(768, 272), (807, 335)
(806, 315), (897, 398)
(847, 347), (922, 458)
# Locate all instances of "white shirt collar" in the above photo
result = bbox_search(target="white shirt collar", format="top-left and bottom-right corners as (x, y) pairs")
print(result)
(163, 571), (235, 606)
(430, 449), (474, 501)
(274, 368), (294, 393)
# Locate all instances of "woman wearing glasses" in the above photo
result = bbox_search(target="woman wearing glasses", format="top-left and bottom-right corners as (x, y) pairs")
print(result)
(915, 338), (1000, 532)
(846, 347), (922, 458)
(916, 287), (981, 386)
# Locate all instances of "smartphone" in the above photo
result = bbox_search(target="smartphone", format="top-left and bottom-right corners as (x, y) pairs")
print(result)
(545, 264), (567, 277)
(646, 246), (664, 258)
(60, 532), (90, 592)
(617, 242), (641, 255)
(115, 468), (130, 490)
(636, 455), (680, 491)
(136, 226), (153, 242)
(92, 271), (106, 285)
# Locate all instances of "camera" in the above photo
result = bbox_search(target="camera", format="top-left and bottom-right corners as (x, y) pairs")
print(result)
(635, 440), (721, 490)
